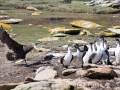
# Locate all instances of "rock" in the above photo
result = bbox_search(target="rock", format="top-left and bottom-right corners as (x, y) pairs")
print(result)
(35, 66), (54, 74)
(0, 19), (23, 24)
(0, 22), (11, 29)
(38, 37), (59, 42)
(114, 69), (120, 75)
(83, 64), (98, 69)
(105, 83), (111, 89)
(70, 20), (103, 28)
(108, 28), (120, 34)
(114, 87), (120, 90)
(50, 78), (89, 90)
(53, 33), (67, 37)
(34, 69), (58, 80)
(62, 69), (77, 76)
(85, 81), (104, 89)
(99, 30), (118, 37)
(112, 26), (120, 29)
(76, 69), (87, 76)
(79, 29), (92, 36)
(114, 77), (120, 82)
(0, 83), (22, 90)
(12, 81), (74, 90)
(24, 77), (38, 84)
(26, 6), (38, 11)
(31, 11), (42, 15)
(83, 68), (118, 79)
(0, 15), (9, 19)
(68, 39), (87, 44)
(48, 27), (80, 35)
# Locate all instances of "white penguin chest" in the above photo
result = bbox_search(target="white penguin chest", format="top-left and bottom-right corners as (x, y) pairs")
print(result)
(63, 52), (72, 65)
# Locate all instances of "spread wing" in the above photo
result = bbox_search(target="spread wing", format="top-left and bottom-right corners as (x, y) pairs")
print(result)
(0, 26), (22, 50)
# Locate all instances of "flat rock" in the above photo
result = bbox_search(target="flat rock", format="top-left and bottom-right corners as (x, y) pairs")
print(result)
(62, 69), (78, 76)
(70, 20), (103, 28)
(83, 68), (118, 79)
(34, 69), (58, 80)
(48, 27), (80, 35)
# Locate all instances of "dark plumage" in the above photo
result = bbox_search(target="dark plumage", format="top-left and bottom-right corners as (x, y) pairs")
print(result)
(0, 25), (40, 65)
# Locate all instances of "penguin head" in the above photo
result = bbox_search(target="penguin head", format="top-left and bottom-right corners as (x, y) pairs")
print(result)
(115, 38), (119, 42)
(98, 35), (104, 41)
(74, 43), (79, 49)
(84, 45), (88, 51)
(89, 42), (93, 46)
(115, 38), (120, 44)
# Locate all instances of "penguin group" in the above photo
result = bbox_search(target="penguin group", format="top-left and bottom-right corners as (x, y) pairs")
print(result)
(60, 36), (120, 68)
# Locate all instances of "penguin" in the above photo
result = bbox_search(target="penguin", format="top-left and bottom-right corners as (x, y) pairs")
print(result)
(83, 42), (93, 64)
(98, 36), (112, 65)
(89, 40), (103, 64)
(74, 43), (88, 67)
(74, 44), (88, 61)
(60, 45), (74, 68)
(114, 38), (120, 66)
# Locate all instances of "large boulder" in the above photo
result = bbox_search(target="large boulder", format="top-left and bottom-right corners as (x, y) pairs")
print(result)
(70, 20), (103, 28)
(83, 68), (118, 79)
(12, 81), (74, 90)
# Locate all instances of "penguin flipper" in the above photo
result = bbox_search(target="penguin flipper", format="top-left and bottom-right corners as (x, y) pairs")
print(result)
(89, 53), (96, 63)
(60, 56), (64, 64)
(70, 55), (74, 63)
